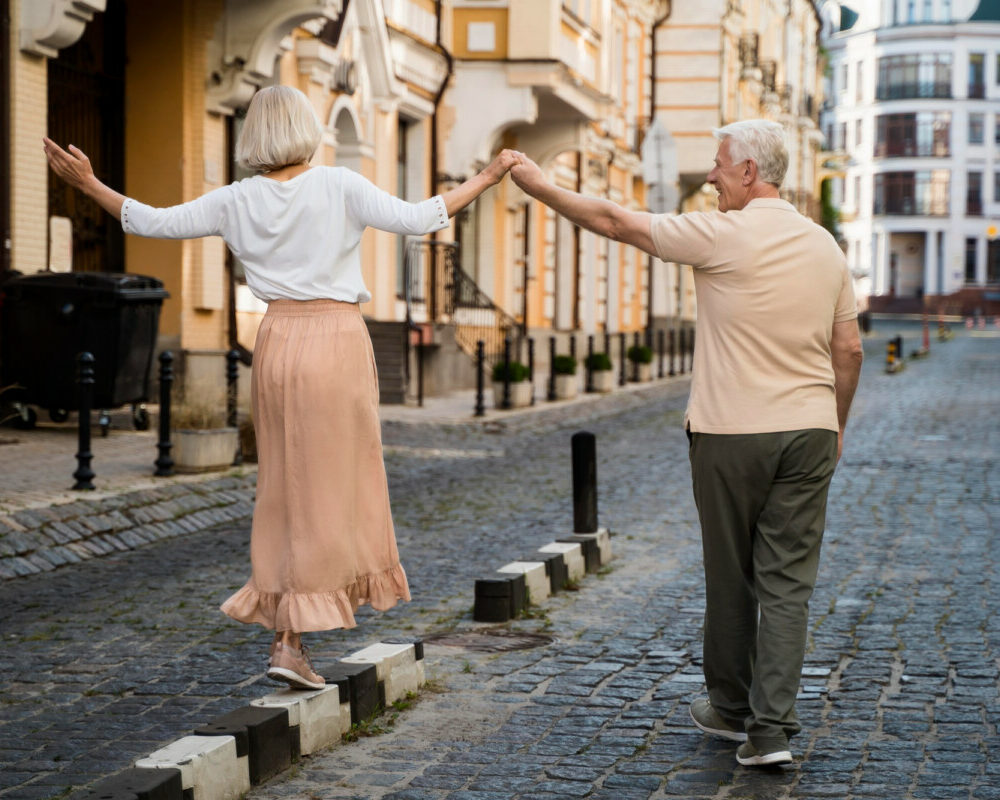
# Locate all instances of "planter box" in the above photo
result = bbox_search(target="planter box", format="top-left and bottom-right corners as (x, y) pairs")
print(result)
(630, 362), (652, 382)
(553, 373), (578, 400)
(590, 370), (615, 393)
(173, 427), (239, 473)
(492, 380), (532, 409)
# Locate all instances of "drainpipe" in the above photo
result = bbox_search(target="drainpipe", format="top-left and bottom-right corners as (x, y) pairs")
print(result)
(431, 0), (454, 242)
(646, 2), (671, 334)
(1, 0), (12, 275)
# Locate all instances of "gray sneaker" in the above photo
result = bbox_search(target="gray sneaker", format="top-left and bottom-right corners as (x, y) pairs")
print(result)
(689, 698), (747, 742)
(736, 741), (793, 766)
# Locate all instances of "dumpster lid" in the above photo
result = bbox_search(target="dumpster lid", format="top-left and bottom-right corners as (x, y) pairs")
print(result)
(3, 271), (168, 298)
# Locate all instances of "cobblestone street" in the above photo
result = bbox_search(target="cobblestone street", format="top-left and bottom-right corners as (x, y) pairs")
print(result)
(1, 323), (997, 800)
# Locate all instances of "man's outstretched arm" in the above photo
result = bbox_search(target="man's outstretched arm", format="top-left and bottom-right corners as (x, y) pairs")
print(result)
(511, 154), (657, 257)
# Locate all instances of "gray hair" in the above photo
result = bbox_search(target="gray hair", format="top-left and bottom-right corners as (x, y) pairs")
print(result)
(236, 86), (322, 172)
(712, 120), (789, 187)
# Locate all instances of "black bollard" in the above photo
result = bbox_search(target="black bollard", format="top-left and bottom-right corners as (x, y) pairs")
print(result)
(571, 431), (598, 533)
(501, 336), (512, 409)
(669, 329), (676, 376)
(528, 338), (536, 406)
(73, 352), (96, 490)
(474, 340), (486, 417)
(688, 328), (696, 372)
(631, 331), (640, 382)
(547, 336), (557, 401)
(657, 329), (665, 378)
(569, 334), (577, 363)
(155, 351), (175, 476)
(619, 332), (627, 386)
(678, 328), (686, 375)
(586, 335), (594, 393)
(226, 349), (243, 466)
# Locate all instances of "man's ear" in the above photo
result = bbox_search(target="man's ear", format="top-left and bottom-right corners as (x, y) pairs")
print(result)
(742, 159), (757, 186)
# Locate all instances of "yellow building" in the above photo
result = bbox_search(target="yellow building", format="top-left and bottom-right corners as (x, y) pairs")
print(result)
(2, 0), (830, 412)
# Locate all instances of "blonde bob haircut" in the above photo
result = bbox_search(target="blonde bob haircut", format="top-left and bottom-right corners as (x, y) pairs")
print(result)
(712, 119), (789, 188)
(236, 86), (322, 172)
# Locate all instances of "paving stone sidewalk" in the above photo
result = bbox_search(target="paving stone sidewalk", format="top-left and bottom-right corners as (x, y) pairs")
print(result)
(1, 324), (997, 800)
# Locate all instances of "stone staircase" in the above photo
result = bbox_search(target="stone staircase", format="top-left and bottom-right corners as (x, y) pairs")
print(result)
(365, 319), (407, 405)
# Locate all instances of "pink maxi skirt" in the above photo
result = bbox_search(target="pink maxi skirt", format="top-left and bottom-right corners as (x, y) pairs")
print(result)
(220, 299), (410, 632)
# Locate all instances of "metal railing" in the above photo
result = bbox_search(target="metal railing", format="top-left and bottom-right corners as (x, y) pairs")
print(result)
(404, 239), (520, 369)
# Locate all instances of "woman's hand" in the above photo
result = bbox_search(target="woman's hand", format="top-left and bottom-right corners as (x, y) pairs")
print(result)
(43, 138), (98, 192)
(480, 149), (520, 186)
(42, 137), (126, 219)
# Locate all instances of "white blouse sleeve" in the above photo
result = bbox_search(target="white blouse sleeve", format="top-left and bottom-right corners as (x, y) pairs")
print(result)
(120, 185), (233, 240)
(341, 169), (449, 235)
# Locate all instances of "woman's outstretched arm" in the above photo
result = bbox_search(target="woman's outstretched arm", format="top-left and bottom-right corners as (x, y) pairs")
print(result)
(440, 149), (520, 217)
(43, 138), (126, 220)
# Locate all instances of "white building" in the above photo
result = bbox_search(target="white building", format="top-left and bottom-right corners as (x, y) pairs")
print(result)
(820, 0), (1000, 314)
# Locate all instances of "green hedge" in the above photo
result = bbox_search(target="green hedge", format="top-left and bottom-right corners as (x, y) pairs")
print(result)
(492, 360), (529, 383)
(552, 355), (577, 375)
(627, 344), (653, 364)
(585, 352), (613, 371)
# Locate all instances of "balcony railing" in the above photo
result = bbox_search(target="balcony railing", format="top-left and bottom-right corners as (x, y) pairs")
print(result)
(874, 140), (950, 158)
(968, 82), (985, 99)
(876, 82), (951, 100)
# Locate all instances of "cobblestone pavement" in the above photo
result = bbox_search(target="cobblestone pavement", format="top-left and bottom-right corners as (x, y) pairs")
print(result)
(1, 323), (998, 800)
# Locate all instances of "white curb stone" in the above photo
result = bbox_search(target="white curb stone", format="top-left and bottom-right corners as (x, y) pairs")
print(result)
(252, 685), (347, 754)
(538, 541), (586, 581)
(135, 735), (250, 800)
(498, 561), (551, 604)
(342, 643), (419, 705)
(572, 527), (612, 565)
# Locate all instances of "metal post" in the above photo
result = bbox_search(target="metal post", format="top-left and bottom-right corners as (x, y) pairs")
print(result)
(586, 335), (594, 393)
(603, 331), (611, 363)
(688, 328), (696, 372)
(631, 331), (640, 382)
(569, 334), (577, 363)
(571, 431), (598, 533)
(547, 336), (557, 401)
(657, 329), (665, 378)
(417, 337), (425, 408)
(678, 328), (686, 375)
(226, 349), (243, 466)
(502, 336), (512, 409)
(155, 351), (174, 476)
(669, 329), (676, 376)
(528, 338), (536, 406)
(73, 352), (96, 490)
(618, 332), (626, 387)
(474, 340), (486, 416)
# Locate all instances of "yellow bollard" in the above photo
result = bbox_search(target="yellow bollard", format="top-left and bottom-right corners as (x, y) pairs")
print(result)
(885, 340), (897, 374)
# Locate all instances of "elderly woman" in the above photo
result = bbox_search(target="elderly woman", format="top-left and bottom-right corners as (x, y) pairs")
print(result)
(45, 85), (517, 689)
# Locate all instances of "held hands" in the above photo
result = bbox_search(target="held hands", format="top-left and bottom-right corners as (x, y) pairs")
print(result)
(43, 137), (97, 193)
(480, 149), (521, 186)
(509, 152), (546, 198)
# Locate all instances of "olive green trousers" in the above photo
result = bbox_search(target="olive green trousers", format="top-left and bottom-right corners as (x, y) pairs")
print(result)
(688, 428), (837, 750)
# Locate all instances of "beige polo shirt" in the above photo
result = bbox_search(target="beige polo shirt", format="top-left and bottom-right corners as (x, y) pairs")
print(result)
(650, 198), (857, 434)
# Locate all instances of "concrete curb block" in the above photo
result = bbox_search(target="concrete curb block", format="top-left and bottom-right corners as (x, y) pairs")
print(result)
(474, 528), (612, 623)
(69, 638), (425, 800)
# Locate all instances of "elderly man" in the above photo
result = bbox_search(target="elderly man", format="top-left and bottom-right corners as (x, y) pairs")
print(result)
(510, 120), (863, 767)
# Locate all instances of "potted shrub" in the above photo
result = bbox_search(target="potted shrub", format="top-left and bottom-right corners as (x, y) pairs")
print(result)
(491, 360), (532, 408)
(585, 352), (615, 393)
(627, 344), (654, 382)
(551, 354), (578, 400)
(171, 397), (239, 473)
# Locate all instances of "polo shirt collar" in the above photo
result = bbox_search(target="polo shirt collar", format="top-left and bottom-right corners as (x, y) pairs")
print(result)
(744, 197), (797, 211)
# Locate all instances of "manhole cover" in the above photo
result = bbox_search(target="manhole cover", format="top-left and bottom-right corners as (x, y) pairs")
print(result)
(424, 629), (554, 653)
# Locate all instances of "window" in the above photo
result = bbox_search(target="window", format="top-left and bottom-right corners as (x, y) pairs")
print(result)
(839, 63), (848, 96)
(967, 171), (983, 216)
(995, 171), (1000, 203)
(941, 0), (951, 21)
(875, 112), (950, 157)
(969, 53), (985, 99)
(837, 121), (847, 150)
(965, 238), (978, 283)
(969, 113), (985, 144)
(877, 54), (952, 100)
(854, 119), (862, 152)
(853, 175), (861, 208)
(997, 54), (1000, 85)
(996, 114), (1000, 145)
(989, 241), (1000, 284)
(855, 62), (864, 103)
(906, 0), (916, 23)
(922, 0), (932, 20)
(873, 171), (950, 215)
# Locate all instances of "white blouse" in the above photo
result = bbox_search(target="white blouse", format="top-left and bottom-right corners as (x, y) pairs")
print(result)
(120, 166), (450, 303)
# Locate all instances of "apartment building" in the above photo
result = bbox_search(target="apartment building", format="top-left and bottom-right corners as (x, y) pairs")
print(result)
(820, 0), (1000, 314)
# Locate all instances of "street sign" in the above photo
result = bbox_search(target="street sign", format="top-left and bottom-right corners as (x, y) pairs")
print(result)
(641, 117), (679, 214)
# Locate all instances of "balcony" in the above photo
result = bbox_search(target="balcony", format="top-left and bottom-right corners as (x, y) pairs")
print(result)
(968, 82), (986, 99)
(876, 82), (951, 100)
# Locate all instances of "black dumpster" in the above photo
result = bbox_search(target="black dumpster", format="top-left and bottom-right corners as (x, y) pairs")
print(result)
(0, 271), (168, 428)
